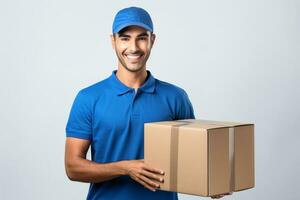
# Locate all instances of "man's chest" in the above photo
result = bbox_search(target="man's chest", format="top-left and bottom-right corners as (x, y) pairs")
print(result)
(92, 93), (174, 133)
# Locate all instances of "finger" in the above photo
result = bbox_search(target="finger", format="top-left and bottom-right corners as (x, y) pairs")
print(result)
(137, 173), (160, 189)
(141, 169), (164, 183)
(135, 176), (156, 192)
(143, 164), (164, 175)
(139, 180), (156, 192)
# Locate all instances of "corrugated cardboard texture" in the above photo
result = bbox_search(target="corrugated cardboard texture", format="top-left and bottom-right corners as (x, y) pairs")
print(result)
(208, 128), (230, 195)
(234, 125), (255, 190)
(144, 119), (254, 196)
(177, 127), (208, 195)
(144, 124), (172, 190)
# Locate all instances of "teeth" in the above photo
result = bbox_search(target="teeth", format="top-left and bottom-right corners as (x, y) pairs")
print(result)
(126, 55), (141, 59)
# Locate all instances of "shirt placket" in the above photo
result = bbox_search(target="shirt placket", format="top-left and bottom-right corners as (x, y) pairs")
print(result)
(130, 89), (141, 121)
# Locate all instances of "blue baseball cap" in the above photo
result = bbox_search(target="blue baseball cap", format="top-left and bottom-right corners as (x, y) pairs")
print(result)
(112, 6), (153, 34)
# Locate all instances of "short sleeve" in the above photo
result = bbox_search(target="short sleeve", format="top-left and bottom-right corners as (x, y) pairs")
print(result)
(65, 90), (93, 140)
(175, 89), (195, 120)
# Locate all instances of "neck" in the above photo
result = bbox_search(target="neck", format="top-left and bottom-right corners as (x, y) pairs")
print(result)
(116, 66), (148, 89)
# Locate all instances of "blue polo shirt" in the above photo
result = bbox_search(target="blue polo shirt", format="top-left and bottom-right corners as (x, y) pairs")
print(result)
(66, 70), (195, 200)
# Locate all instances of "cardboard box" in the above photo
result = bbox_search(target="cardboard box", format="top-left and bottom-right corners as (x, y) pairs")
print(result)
(144, 119), (254, 196)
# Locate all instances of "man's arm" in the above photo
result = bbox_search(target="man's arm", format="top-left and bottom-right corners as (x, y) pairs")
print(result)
(64, 137), (164, 191)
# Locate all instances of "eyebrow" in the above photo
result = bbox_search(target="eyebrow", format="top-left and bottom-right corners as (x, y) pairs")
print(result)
(118, 32), (149, 38)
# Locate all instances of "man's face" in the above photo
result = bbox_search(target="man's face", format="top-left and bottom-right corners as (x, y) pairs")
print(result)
(111, 26), (155, 73)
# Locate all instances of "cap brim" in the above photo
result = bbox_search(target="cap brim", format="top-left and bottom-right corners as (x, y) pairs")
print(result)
(113, 22), (153, 34)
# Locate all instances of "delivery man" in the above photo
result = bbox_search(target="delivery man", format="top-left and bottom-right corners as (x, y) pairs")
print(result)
(65, 6), (228, 200)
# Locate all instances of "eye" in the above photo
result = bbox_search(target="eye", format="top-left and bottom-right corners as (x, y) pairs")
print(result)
(120, 37), (129, 41)
(139, 37), (148, 41)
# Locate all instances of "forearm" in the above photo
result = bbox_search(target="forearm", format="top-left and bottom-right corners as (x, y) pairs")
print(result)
(66, 158), (128, 183)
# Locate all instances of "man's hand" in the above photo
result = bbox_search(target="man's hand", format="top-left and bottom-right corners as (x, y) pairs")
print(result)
(122, 160), (164, 192)
(211, 192), (233, 199)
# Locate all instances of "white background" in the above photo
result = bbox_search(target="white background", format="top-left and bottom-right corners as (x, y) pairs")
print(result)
(0, 0), (299, 199)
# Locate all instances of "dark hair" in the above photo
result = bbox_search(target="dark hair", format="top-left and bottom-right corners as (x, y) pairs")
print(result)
(113, 26), (153, 38)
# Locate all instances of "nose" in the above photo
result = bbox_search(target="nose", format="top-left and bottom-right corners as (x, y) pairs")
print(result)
(128, 39), (138, 52)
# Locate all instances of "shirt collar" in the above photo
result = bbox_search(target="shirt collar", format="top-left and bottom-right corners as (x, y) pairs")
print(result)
(109, 70), (156, 96)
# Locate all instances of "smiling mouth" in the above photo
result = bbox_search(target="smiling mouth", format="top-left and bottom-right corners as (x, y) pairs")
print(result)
(124, 53), (144, 62)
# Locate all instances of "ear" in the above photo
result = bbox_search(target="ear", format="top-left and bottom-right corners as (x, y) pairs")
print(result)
(110, 34), (116, 50)
(150, 33), (156, 48)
